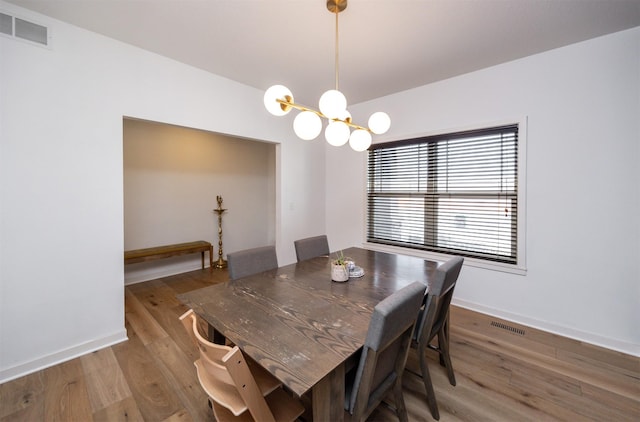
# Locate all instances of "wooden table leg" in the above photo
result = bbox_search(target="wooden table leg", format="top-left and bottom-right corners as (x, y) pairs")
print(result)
(209, 245), (214, 268)
(312, 363), (345, 421)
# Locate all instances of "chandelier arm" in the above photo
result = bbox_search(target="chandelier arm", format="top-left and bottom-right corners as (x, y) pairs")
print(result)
(276, 98), (372, 133)
(341, 121), (370, 132)
(276, 99), (322, 115)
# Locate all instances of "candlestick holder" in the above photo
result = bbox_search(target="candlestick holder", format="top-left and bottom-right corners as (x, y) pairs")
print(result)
(213, 195), (227, 269)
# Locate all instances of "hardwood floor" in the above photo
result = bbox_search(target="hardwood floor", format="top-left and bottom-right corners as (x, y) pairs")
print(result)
(1, 268), (638, 421)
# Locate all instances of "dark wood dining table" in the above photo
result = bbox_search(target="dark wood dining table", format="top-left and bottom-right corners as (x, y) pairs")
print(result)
(177, 247), (439, 421)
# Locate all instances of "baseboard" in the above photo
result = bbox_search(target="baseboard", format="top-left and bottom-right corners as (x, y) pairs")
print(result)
(452, 298), (640, 357)
(124, 261), (203, 285)
(0, 329), (128, 384)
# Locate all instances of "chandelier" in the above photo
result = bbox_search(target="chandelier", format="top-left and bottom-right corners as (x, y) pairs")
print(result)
(263, 0), (390, 152)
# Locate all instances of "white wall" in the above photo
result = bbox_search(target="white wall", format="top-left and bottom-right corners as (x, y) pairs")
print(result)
(123, 119), (276, 284)
(0, 1), (325, 382)
(2, 1), (635, 385)
(327, 27), (640, 355)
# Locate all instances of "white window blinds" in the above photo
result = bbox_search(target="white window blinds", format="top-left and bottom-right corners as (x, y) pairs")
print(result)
(367, 125), (518, 264)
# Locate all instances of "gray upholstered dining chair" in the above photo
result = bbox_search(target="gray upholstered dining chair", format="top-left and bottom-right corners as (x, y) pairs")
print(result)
(226, 245), (278, 281)
(294, 235), (330, 262)
(344, 281), (426, 422)
(410, 256), (464, 420)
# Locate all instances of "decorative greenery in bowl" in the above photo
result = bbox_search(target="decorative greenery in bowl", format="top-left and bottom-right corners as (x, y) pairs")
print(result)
(332, 250), (350, 266)
(331, 251), (352, 282)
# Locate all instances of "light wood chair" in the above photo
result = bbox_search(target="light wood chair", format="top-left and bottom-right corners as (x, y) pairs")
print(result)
(410, 256), (464, 420)
(226, 245), (278, 280)
(180, 310), (304, 422)
(344, 281), (426, 422)
(294, 235), (330, 262)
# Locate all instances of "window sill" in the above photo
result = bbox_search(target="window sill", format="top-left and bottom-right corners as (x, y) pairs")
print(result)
(362, 242), (527, 276)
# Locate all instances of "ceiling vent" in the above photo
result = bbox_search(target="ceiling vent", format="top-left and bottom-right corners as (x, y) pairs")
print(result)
(0, 12), (49, 47)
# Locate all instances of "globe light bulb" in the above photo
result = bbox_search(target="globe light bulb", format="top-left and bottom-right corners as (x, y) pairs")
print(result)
(293, 111), (322, 140)
(349, 129), (372, 152)
(264, 85), (293, 116)
(325, 121), (350, 146)
(368, 111), (391, 134)
(319, 89), (347, 119)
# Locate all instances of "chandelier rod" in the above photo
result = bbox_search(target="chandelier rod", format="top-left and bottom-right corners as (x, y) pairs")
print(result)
(334, 7), (339, 91)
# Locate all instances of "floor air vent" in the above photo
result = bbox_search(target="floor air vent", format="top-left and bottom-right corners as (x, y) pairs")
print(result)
(0, 12), (49, 46)
(490, 320), (525, 336)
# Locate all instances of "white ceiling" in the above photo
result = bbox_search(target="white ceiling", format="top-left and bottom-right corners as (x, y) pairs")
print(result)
(7, 0), (640, 106)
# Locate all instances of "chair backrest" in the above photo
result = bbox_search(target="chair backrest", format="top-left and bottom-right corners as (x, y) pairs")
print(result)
(347, 281), (426, 421)
(227, 245), (278, 280)
(198, 346), (277, 421)
(180, 310), (236, 382)
(414, 256), (464, 344)
(294, 235), (330, 262)
(180, 309), (279, 421)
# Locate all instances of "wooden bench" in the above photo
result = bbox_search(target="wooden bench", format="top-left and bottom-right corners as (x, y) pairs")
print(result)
(124, 241), (213, 269)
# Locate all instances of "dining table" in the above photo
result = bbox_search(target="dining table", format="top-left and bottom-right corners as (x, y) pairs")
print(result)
(177, 246), (439, 421)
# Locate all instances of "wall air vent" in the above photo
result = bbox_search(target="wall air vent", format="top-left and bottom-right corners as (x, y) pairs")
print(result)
(0, 12), (49, 46)
(490, 320), (525, 336)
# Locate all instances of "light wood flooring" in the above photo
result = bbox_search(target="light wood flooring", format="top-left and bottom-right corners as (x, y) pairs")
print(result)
(1, 268), (638, 421)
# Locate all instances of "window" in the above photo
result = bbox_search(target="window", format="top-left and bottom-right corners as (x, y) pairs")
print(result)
(367, 124), (519, 264)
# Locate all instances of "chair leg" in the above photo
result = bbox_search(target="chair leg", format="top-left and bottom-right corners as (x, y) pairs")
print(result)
(438, 314), (450, 367)
(438, 326), (456, 386)
(418, 342), (440, 420)
(392, 379), (409, 422)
